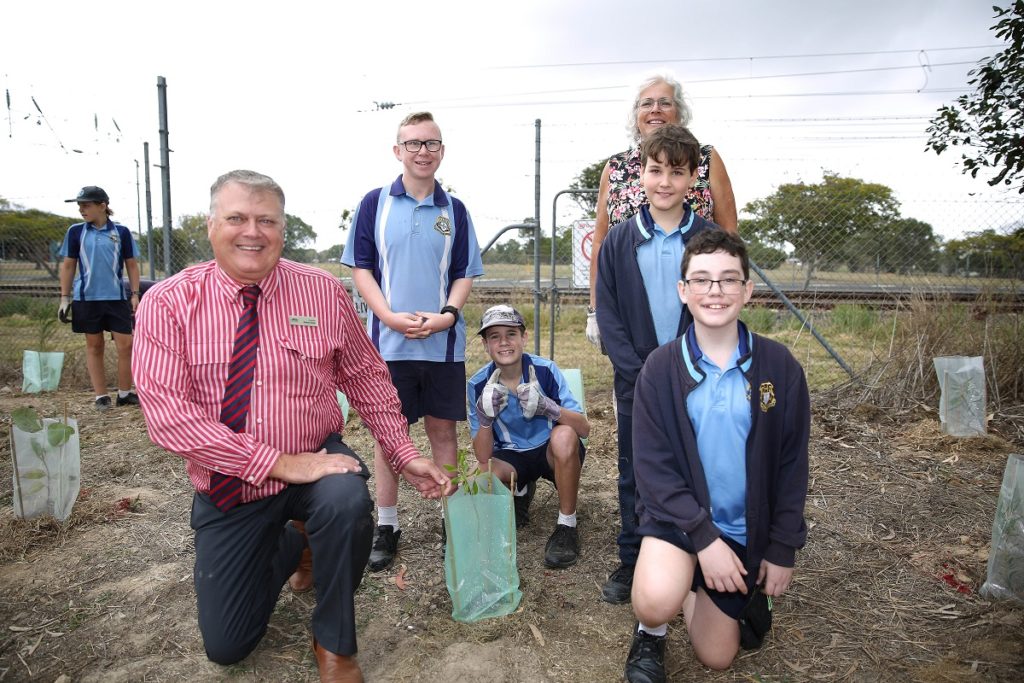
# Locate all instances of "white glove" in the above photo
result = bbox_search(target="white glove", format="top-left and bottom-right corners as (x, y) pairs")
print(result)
(516, 366), (561, 421)
(475, 369), (509, 428)
(58, 296), (71, 323)
(585, 310), (600, 347)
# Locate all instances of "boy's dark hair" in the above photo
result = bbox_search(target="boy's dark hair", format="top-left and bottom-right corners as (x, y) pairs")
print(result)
(681, 229), (751, 280)
(639, 124), (702, 172)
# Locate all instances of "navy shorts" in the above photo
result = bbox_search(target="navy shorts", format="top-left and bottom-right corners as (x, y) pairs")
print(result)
(71, 300), (133, 335)
(493, 440), (586, 487)
(386, 360), (467, 424)
(646, 524), (757, 619)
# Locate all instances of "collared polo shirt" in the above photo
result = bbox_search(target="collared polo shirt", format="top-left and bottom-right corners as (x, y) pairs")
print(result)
(59, 221), (140, 301)
(635, 205), (694, 345)
(682, 323), (752, 545)
(343, 176), (483, 362)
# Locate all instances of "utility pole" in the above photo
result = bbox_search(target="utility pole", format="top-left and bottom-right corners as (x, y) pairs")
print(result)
(143, 142), (155, 279)
(134, 158), (142, 259)
(533, 118), (541, 354)
(157, 76), (173, 275)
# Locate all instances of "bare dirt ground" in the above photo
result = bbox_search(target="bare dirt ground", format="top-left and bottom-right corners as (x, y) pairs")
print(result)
(1, 380), (1022, 682)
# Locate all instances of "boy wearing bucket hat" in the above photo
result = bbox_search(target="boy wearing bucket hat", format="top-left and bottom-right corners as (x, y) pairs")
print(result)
(58, 185), (142, 411)
(467, 305), (590, 568)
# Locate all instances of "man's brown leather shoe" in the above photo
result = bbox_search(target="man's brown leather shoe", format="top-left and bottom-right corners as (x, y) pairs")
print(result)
(313, 638), (363, 683)
(288, 521), (314, 593)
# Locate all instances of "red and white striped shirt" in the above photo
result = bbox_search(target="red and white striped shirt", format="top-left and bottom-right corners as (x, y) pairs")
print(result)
(133, 259), (419, 503)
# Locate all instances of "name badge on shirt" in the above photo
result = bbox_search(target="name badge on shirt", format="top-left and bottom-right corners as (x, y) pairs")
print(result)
(289, 315), (318, 327)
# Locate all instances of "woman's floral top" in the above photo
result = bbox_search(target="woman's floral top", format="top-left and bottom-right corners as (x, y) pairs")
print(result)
(605, 144), (714, 226)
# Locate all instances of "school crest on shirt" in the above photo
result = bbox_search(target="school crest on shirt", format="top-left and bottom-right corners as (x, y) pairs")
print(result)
(759, 381), (776, 413)
(433, 215), (452, 236)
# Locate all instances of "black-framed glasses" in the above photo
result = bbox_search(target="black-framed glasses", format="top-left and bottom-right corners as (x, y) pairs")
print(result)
(398, 139), (442, 152)
(684, 278), (747, 294)
(638, 97), (674, 112)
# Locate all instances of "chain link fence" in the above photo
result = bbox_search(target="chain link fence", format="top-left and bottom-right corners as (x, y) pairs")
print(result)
(2, 192), (1022, 388)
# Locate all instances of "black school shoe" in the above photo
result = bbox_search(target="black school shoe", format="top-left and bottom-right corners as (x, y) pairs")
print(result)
(116, 392), (141, 406)
(601, 562), (635, 603)
(738, 588), (773, 650)
(367, 525), (400, 572)
(543, 524), (579, 568)
(624, 627), (666, 683)
(513, 481), (536, 529)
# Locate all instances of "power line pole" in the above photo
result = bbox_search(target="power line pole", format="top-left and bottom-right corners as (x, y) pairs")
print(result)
(157, 76), (173, 275)
(143, 141), (155, 279)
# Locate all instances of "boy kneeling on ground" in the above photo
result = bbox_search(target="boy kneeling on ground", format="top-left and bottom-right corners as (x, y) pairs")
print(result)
(467, 305), (591, 569)
(625, 230), (810, 681)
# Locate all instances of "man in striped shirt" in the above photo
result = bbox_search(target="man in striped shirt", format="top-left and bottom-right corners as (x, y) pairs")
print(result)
(133, 170), (451, 683)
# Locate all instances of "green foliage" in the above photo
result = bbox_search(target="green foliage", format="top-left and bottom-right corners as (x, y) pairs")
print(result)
(926, 2), (1024, 193)
(0, 206), (77, 279)
(284, 214), (317, 261)
(12, 406), (44, 433)
(943, 226), (1024, 278)
(0, 296), (54, 320)
(829, 304), (878, 334)
(568, 158), (607, 216)
(742, 173), (940, 287)
(740, 307), (777, 332)
(443, 449), (482, 495)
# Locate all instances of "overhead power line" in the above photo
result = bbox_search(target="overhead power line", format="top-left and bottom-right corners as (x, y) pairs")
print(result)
(489, 45), (1003, 70)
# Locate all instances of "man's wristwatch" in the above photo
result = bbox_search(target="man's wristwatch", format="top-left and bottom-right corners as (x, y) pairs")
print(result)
(440, 305), (460, 326)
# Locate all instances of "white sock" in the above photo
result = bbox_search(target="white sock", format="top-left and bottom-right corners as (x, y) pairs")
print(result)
(514, 484), (529, 496)
(377, 506), (399, 530)
(638, 622), (667, 637)
(118, 389), (132, 398)
(557, 511), (577, 528)
(95, 395), (108, 401)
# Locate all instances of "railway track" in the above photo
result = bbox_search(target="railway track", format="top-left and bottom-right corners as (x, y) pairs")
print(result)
(3, 281), (1021, 311)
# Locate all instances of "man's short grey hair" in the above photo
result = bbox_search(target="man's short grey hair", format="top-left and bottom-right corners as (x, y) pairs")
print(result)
(209, 170), (286, 214)
(628, 72), (693, 144)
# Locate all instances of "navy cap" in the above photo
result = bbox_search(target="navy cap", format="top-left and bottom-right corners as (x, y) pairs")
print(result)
(65, 186), (110, 204)
(478, 305), (526, 335)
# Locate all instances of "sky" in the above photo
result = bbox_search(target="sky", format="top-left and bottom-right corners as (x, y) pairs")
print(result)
(1, 0), (1020, 254)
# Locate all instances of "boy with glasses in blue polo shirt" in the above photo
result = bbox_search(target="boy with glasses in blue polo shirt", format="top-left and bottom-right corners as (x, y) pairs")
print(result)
(343, 112), (483, 572)
(623, 229), (810, 681)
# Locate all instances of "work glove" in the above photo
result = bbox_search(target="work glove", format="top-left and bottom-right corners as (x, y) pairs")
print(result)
(585, 310), (600, 347)
(475, 369), (509, 428)
(58, 296), (71, 324)
(517, 366), (562, 422)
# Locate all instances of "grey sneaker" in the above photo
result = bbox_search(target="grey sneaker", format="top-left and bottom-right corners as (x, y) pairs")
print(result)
(624, 627), (666, 683)
(95, 396), (112, 412)
(116, 392), (141, 407)
(543, 523), (579, 568)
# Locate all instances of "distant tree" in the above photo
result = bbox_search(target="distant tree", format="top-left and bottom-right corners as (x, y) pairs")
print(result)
(944, 226), (1024, 278)
(177, 213), (213, 263)
(742, 173), (901, 289)
(284, 213), (317, 261)
(338, 208), (352, 236)
(319, 244), (344, 262)
(926, 2), (1024, 193)
(0, 207), (77, 278)
(738, 221), (788, 270)
(568, 159), (607, 216)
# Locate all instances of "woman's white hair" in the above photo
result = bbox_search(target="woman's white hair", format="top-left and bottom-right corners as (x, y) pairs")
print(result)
(627, 72), (693, 144)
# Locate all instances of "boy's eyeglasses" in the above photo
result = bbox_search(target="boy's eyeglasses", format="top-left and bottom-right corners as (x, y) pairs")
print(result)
(637, 98), (675, 112)
(684, 278), (747, 294)
(398, 139), (442, 152)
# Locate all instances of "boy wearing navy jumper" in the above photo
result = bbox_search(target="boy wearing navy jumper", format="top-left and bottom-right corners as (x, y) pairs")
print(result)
(467, 305), (590, 569)
(595, 124), (716, 604)
(624, 230), (810, 681)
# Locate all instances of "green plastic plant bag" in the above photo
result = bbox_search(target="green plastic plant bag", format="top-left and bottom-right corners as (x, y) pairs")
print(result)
(443, 472), (522, 623)
(11, 411), (80, 521)
(933, 356), (986, 437)
(981, 453), (1024, 604)
(22, 350), (65, 393)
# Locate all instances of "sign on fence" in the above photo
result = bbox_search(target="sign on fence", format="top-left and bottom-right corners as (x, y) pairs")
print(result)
(571, 219), (596, 289)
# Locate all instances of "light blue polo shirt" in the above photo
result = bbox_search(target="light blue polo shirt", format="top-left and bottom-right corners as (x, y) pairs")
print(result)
(635, 205), (694, 345)
(343, 177), (483, 362)
(682, 323), (753, 545)
(59, 221), (140, 301)
(467, 354), (582, 451)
